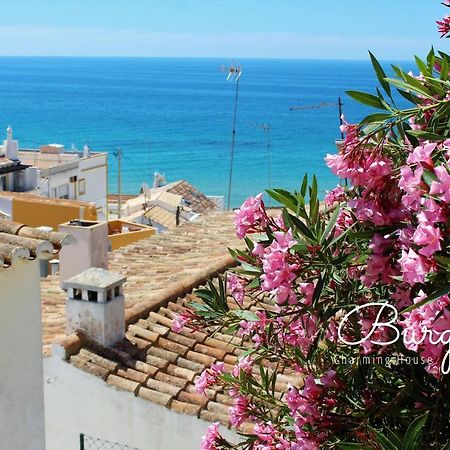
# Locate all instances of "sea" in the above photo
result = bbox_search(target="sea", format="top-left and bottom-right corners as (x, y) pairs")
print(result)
(0, 57), (415, 207)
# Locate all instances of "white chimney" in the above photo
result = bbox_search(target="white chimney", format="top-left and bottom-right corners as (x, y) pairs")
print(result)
(63, 267), (126, 347)
(83, 144), (91, 158)
(5, 126), (19, 162)
(58, 220), (109, 286)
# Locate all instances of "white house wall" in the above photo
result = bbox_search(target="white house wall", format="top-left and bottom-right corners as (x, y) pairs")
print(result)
(44, 356), (236, 450)
(0, 260), (45, 450)
(36, 153), (108, 219)
(78, 154), (108, 220)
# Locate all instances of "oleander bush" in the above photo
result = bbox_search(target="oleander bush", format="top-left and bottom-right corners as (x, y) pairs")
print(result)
(173, 3), (450, 448)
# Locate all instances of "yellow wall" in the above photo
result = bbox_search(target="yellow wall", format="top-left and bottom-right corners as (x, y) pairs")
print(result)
(108, 220), (155, 250)
(12, 199), (97, 229)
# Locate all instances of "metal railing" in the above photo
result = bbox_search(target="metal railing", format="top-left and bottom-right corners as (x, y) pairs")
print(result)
(80, 433), (141, 450)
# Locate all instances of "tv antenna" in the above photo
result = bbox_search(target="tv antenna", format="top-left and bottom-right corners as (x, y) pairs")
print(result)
(248, 121), (272, 207)
(223, 63), (242, 210)
(290, 97), (344, 139)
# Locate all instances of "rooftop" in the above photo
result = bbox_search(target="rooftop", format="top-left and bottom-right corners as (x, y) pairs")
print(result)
(65, 280), (301, 431)
(163, 180), (218, 215)
(0, 218), (75, 268)
(41, 211), (241, 355)
(18, 149), (105, 170)
(63, 267), (127, 291)
(0, 190), (96, 208)
(144, 204), (188, 229)
(45, 209), (291, 427)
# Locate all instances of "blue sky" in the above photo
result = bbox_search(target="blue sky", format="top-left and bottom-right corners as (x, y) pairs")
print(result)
(0, 0), (446, 59)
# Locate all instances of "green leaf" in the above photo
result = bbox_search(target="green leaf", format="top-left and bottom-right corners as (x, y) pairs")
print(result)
(384, 78), (434, 99)
(360, 112), (393, 125)
(346, 90), (387, 109)
(426, 47), (435, 73)
(401, 285), (450, 314)
(266, 189), (297, 212)
(369, 51), (392, 98)
(320, 205), (340, 245)
(233, 310), (259, 321)
(386, 429), (402, 448)
(406, 130), (444, 142)
(336, 443), (371, 450)
(422, 168), (438, 187)
(285, 212), (316, 241)
(300, 174), (308, 197)
(403, 414), (428, 450)
(309, 174), (319, 224)
(368, 426), (399, 450)
(440, 56), (449, 81)
(415, 55), (432, 77)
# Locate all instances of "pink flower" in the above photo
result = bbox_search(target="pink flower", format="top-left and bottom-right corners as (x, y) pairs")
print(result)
(299, 282), (315, 305)
(406, 142), (436, 167)
(324, 186), (346, 206)
(398, 248), (432, 285)
(400, 293), (450, 378)
(233, 193), (268, 238)
(171, 311), (194, 333)
(195, 362), (225, 394)
(260, 233), (299, 304)
(413, 223), (442, 257)
(229, 394), (252, 427)
(429, 165), (450, 203)
(227, 274), (246, 305)
(232, 355), (254, 377)
(201, 422), (221, 450)
(437, 15), (450, 37)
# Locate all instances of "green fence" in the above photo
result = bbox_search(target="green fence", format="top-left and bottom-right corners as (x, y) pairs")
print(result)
(79, 433), (141, 450)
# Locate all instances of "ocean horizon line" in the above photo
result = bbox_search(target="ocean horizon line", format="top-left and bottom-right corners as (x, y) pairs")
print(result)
(0, 54), (416, 63)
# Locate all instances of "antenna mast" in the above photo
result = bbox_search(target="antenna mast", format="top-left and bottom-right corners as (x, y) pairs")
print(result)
(225, 64), (242, 211)
(248, 121), (272, 206)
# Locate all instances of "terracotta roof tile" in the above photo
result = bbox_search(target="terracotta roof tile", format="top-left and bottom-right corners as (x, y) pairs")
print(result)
(46, 209), (302, 429)
(165, 180), (218, 215)
(106, 374), (140, 394)
(0, 218), (74, 267)
(138, 387), (172, 407)
(41, 211), (241, 355)
(170, 399), (202, 417)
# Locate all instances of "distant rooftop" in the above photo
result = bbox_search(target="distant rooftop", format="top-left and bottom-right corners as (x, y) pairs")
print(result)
(41, 211), (241, 355)
(18, 148), (105, 171)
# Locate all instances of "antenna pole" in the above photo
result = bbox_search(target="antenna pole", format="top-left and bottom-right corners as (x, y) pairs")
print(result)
(227, 75), (240, 211)
(117, 148), (122, 219)
(338, 97), (344, 139)
(266, 124), (271, 207)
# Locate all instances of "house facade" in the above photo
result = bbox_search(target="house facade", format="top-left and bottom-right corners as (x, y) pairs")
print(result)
(0, 127), (108, 220)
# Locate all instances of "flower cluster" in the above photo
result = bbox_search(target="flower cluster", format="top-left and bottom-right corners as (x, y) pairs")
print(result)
(174, 6), (450, 447)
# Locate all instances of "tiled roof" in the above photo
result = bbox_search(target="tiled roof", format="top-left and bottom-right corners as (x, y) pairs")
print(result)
(41, 211), (241, 355)
(0, 218), (75, 268)
(48, 209), (293, 427)
(65, 280), (302, 431)
(144, 204), (188, 229)
(165, 180), (218, 215)
(0, 191), (95, 208)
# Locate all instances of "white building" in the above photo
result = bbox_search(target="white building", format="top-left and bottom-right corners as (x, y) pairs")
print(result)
(0, 127), (108, 220)
(0, 218), (74, 450)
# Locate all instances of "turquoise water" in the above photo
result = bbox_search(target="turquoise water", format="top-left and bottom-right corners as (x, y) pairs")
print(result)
(0, 57), (414, 206)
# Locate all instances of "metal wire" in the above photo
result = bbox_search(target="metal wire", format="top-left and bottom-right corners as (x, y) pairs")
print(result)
(80, 433), (142, 450)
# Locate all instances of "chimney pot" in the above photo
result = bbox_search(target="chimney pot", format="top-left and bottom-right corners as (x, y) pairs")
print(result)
(63, 267), (126, 347)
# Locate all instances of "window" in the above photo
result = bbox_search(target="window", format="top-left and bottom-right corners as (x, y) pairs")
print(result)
(58, 184), (69, 199)
(78, 178), (86, 195)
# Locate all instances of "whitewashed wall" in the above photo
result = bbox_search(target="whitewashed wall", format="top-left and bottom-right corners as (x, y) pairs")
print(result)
(0, 260), (45, 450)
(44, 356), (236, 450)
